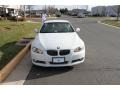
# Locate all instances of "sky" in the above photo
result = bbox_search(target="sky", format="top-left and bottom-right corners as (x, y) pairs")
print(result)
(32, 5), (97, 11)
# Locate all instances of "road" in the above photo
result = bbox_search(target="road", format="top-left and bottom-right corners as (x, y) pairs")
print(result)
(24, 16), (120, 85)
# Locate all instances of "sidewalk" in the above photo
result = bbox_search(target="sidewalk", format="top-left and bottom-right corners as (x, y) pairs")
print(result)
(1, 52), (32, 85)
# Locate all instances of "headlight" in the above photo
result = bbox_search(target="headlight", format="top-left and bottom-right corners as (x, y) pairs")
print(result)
(74, 47), (83, 52)
(32, 47), (43, 54)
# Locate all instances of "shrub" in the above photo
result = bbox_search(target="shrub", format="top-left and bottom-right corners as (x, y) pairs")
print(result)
(7, 16), (26, 21)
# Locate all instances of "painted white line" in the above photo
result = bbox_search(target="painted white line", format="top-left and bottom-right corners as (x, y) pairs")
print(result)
(98, 21), (120, 29)
(26, 20), (40, 23)
(1, 80), (25, 85)
(47, 17), (57, 19)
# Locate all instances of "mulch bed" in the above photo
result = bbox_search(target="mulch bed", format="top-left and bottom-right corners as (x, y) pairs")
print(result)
(16, 38), (34, 46)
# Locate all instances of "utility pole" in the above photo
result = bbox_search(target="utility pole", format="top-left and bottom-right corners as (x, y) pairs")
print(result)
(16, 6), (19, 23)
(85, 5), (88, 11)
(27, 5), (32, 19)
(23, 5), (26, 19)
(45, 5), (46, 13)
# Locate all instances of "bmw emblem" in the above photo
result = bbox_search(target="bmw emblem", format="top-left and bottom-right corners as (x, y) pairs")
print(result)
(57, 46), (60, 49)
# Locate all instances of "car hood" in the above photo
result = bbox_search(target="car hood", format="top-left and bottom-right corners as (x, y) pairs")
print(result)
(34, 32), (84, 50)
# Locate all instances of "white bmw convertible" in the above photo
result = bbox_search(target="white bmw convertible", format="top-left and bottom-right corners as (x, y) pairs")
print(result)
(31, 20), (85, 67)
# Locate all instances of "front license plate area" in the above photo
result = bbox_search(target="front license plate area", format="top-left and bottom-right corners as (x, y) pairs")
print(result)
(52, 57), (65, 63)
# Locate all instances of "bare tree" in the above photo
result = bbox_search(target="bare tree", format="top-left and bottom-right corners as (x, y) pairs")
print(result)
(42, 5), (47, 13)
(111, 5), (120, 21)
(27, 5), (33, 19)
(42, 5), (58, 15)
(47, 6), (57, 15)
(23, 5), (26, 18)
(102, 6), (106, 16)
(117, 5), (120, 21)
(1, 5), (8, 20)
(85, 5), (88, 11)
(19, 5), (26, 19)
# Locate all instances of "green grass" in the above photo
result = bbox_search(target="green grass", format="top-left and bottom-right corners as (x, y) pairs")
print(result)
(102, 20), (120, 27)
(0, 20), (41, 70)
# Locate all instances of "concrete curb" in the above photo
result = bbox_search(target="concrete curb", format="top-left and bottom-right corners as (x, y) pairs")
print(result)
(47, 17), (57, 19)
(26, 20), (40, 23)
(0, 43), (31, 83)
(98, 21), (120, 29)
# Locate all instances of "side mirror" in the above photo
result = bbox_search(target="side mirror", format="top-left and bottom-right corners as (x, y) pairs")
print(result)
(34, 28), (39, 33)
(76, 28), (80, 32)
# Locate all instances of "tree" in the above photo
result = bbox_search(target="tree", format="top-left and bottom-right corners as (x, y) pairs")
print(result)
(64, 8), (68, 14)
(111, 5), (120, 21)
(101, 6), (106, 16)
(60, 9), (65, 14)
(47, 6), (58, 15)
(85, 5), (88, 11)
(23, 5), (26, 18)
(27, 5), (33, 18)
(1, 5), (8, 20)
(60, 8), (68, 14)
(42, 5), (47, 13)
(116, 5), (120, 21)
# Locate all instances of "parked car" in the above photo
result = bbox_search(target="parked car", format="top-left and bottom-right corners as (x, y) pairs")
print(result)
(31, 20), (85, 67)
(77, 13), (85, 18)
(71, 12), (77, 16)
(55, 11), (61, 17)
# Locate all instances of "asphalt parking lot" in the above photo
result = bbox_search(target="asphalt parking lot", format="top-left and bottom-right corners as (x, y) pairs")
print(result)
(5, 16), (120, 85)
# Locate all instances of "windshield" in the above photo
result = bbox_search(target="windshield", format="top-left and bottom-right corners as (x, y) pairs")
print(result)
(40, 22), (74, 33)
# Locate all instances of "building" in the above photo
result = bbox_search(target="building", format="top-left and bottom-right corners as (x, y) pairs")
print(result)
(105, 6), (117, 17)
(0, 5), (21, 17)
(91, 6), (118, 17)
(26, 10), (43, 17)
(91, 6), (106, 16)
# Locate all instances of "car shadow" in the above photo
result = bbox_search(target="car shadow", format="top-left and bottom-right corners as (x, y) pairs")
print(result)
(26, 65), (73, 80)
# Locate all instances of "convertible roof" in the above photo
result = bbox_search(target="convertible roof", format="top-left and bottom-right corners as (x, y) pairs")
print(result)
(44, 20), (69, 23)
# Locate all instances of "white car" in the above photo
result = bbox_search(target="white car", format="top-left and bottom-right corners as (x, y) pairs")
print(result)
(31, 20), (85, 67)
(77, 13), (85, 18)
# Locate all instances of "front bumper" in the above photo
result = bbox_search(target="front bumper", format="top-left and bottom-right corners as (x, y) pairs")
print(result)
(31, 49), (85, 67)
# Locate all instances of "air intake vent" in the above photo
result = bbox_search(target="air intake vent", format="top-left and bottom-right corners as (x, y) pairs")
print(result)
(47, 50), (58, 56)
(59, 50), (70, 55)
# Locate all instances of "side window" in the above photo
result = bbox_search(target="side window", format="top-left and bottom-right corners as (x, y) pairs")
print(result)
(40, 23), (48, 33)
